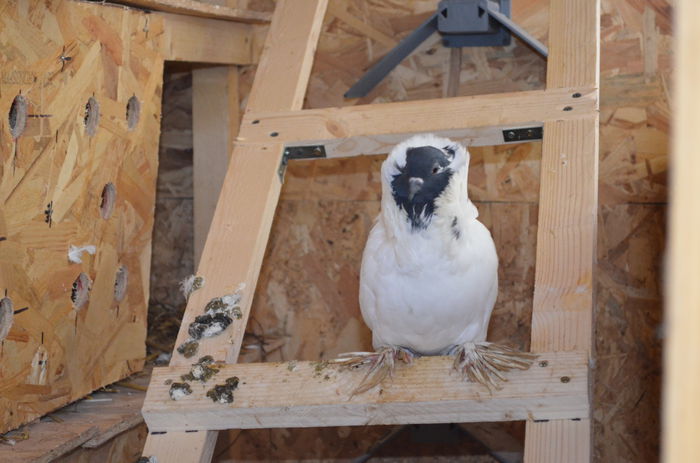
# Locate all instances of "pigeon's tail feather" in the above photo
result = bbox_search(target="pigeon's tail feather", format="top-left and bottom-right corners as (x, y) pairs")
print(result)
(331, 347), (414, 395)
(452, 342), (537, 392)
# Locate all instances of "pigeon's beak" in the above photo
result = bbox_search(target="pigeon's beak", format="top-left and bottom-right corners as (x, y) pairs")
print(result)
(408, 177), (424, 201)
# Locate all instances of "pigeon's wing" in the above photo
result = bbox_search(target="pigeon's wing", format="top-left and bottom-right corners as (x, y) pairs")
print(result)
(359, 222), (384, 334)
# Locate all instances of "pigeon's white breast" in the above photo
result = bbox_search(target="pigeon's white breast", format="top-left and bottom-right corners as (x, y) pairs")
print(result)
(359, 218), (498, 355)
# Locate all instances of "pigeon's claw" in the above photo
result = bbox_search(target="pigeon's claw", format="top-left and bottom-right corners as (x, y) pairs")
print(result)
(331, 346), (416, 395)
(451, 342), (537, 392)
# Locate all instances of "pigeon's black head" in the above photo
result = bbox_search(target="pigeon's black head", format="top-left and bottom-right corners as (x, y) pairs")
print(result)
(391, 145), (454, 229)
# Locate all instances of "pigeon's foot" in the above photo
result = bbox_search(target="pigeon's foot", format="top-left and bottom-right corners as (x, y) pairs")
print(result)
(331, 346), (416, 395)
(450, 342), (537, 392)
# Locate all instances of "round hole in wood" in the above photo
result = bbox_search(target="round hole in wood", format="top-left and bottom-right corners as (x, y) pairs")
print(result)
(572, 92), (582, 98)
(100, 183), (116, 219)
(114, 266), (128, 302)
(0, 297), (13, 342)
(71, 273), (91, 309)
(270, 131), (279, 137)
(126, 96), (140, 131)
(84, 96), (100, 136)
(9, 95), (28, 139)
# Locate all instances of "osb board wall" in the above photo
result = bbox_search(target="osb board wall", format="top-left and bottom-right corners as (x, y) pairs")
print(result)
(0, 0), (164, 433)
(595, 1), (670, 461)
(149, 0), (669, 461)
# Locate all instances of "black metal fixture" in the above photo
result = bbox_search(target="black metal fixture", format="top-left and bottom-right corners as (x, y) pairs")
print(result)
(278, 145), (327, 181)
(344, 0), (548, 99)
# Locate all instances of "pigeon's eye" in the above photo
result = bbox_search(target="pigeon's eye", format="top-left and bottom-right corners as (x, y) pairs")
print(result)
(432, 167), (439, 174)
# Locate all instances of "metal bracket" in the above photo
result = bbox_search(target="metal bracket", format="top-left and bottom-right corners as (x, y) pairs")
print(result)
(278, 145), (327, 181)
(439, 0), (512, 48)
(502, 126), (543, 143)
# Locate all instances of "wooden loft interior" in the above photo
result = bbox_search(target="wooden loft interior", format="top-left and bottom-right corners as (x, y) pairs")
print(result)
(0, 0), (681, 461)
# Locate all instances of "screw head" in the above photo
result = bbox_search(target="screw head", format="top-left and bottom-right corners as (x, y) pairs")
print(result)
(539, 360), (549, 368)
(560, 376), (571, 383)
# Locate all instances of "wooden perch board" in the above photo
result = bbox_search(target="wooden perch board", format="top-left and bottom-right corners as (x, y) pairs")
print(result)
(143, 351), (588, 432)
(0, 0), (163, 433)
(240, 87), (596, 155)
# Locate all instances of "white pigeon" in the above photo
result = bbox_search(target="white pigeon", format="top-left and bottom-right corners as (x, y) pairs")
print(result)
(337, 134), (534, 392)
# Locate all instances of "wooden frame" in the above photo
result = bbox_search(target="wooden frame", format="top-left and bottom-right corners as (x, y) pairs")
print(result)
(142, 0), (600, 461)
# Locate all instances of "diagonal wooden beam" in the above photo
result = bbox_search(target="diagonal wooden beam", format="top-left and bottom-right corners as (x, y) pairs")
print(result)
(142, 1), (328, 461)
(524, 1), (600, 462)
(143, 352), (589, 432)
(240, 87), (596, 156)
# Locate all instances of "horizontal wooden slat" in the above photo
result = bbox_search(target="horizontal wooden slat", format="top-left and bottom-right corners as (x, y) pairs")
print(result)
(143, 351), (589, 432)
(159, 12), (254, 64)
(239, 87), (597, 156)
(116, 0), (271, 23)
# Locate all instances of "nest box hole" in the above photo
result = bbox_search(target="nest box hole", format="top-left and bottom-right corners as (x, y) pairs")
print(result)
(114, 266), (128, 302)
(100, 183), (116, 219)
(84, 96), (100, 136)
(71, 273), (91, 309)
(9, 95), (28, 139)
(0, 297), (13, 342)
(126, 96), (140, 131)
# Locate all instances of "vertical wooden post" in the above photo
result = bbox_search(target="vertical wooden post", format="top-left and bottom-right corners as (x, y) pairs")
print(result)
(524, 1), (600, 462)
(192, 66), (239, 265)
(142, 1), (328, 461)
(446, 47), (462, 97)
(663, 0), (700, 461)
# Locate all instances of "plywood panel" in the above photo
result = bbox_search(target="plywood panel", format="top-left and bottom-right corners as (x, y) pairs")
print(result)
(0, 0), (163, 433)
